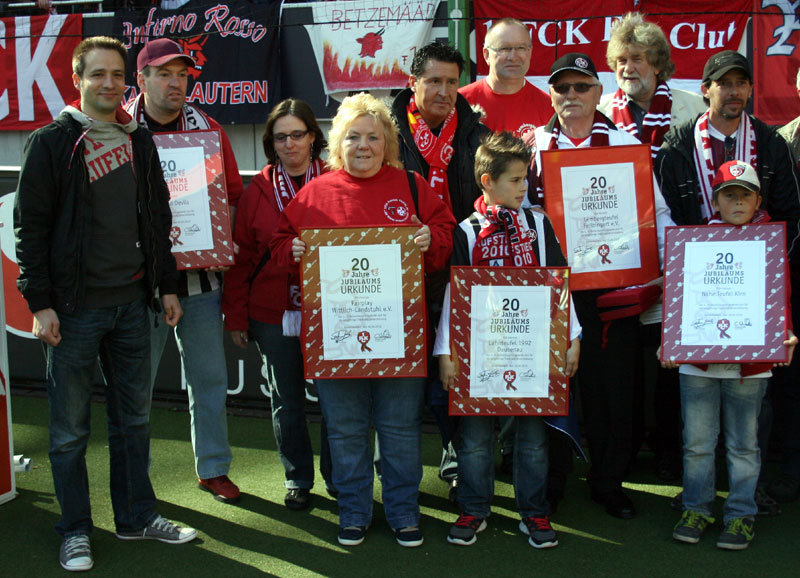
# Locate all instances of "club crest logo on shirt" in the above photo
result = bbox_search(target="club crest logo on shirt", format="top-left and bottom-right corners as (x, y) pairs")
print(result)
(384, 198), (411, 222)
(728, 165), (745, 177)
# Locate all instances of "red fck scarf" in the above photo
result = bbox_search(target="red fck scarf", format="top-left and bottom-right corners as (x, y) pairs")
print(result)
(407, 98), (456, 209)
(472, 197), (538, 267)
(271, 158), (325, 211)
(608, 82), (672, 158)
(693, 111), (758, 221)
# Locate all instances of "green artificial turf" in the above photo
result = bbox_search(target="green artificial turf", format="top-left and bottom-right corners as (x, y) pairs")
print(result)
(2, 393), (798, 577)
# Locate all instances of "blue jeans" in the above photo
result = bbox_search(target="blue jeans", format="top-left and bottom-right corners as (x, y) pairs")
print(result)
(250, 319), (332, 490)
(48, 299), (156, 536)
(680, 374), (767, 523)
(458, 415), (549, 518)
(316, 377), (424, 529)
(150, 289), (231, 479)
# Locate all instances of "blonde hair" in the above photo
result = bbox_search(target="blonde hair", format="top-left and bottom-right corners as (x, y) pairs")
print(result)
(326, 92), (402, 171)
(606, 13), (674, 82)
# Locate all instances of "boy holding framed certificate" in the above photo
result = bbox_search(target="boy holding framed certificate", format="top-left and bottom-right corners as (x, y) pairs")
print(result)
(662, 160), (797, 550)
(434, 133), (581, 549)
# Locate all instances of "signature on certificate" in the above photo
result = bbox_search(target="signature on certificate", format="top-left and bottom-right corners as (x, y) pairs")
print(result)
(691, 318), (711, 329)
(521, 369), (536, 379)
(734, 318), (753, 329)
(330, 330), (351, 343)
(478, 369), (500, 383)
(373, 329), (392, 342)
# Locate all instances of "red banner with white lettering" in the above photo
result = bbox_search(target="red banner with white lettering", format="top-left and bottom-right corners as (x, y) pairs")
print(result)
(753, 3), (800, 125)
(474, 1), (749, 94)
(0, 14), (81, 131)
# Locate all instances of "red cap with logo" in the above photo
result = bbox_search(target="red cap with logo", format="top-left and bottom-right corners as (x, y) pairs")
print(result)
(712, 160), (760, 194)
(136, 38), (195, 72)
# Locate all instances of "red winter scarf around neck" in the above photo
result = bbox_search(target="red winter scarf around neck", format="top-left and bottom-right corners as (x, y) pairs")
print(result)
(407, 98), (456, 209)
(608, 82), (672, 158)
(127, 93), (211, 132)
(472, 197), (538, 268)
(693, 111), (758, 221)
(271, 159), (325, 211)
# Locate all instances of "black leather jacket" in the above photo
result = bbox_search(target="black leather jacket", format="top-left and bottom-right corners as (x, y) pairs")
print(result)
(14, 111), (178, 314)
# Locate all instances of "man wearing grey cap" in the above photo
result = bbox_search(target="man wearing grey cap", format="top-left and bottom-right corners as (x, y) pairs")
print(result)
(526, 52), (674, 520)
(125, 38), (243, 505)
(655, 50), (800, 240)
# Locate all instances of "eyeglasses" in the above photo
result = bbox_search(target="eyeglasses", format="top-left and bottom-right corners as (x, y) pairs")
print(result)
(487, 45), (532, 56)
(274, 130), (309, 143)
(551, 82), (599, 95)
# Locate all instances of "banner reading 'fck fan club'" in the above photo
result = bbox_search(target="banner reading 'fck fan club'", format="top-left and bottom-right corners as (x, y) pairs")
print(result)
(474, 0), (749, 89)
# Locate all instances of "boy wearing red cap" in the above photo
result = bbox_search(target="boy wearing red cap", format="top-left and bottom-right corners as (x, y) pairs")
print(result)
(664, 160), (797, 550)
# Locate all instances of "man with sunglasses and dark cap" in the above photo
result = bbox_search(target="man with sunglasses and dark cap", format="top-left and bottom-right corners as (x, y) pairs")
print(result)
(526, 53), (674, 520)
(125, 38), (244, 505)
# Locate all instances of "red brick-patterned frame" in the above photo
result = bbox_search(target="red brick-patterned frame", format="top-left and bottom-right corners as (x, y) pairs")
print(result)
(153, 130), (234, 270)
(299, 226), (426, 379)
(661, 223), (788, 364)
(449, 266), (570, 416)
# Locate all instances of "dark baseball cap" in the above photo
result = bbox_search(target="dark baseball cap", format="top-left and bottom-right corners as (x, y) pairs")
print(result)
(702, 50), (751, 83)
(137, 38), (195, 72)
(548, 53), (598, 83)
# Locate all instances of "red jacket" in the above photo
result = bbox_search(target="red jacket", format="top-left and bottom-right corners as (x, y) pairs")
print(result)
(270, 165), (456, 273)
(222, 165), (324, 329)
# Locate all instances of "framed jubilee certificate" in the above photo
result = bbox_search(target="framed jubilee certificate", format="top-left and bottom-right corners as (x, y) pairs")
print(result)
(541, 144), (659, 290)
(153, 130), (235, 270)
(448, 266), (571, 416)
(299, 226), (426, 379)
(661, 223), (788, 364)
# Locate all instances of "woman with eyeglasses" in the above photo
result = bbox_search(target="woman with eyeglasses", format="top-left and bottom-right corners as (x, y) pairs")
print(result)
(269, 93), (455, 548)
(222, 98), (332, 510)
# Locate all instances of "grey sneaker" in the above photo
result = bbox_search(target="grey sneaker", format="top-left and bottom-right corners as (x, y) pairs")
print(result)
(716, 517), (755, 550)
(673, 510), (714, 544)
(60, 534), (93, 572)
(755, 486), (782, 516)
(115, 515), (197, 544)
(447, 514), (487, 546)
(519, 516), (558, 549)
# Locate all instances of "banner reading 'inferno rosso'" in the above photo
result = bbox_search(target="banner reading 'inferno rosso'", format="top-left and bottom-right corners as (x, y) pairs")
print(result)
(114, 0), (281, 125)
(0, 14), (82, 131)
(303, 0), (436, 95)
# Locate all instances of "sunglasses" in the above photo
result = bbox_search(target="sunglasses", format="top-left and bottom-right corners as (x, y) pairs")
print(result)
(274, 130), (309, 143)
(551, 82), (599, 94)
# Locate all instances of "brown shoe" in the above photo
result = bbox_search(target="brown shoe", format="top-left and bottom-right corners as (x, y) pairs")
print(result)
(198, 475), (240, 504)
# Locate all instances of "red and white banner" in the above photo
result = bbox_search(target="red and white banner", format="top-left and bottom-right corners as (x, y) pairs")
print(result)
(0, 14), (81, 131)
(303, 0), (436, 95)
(473, 1), (748, 100)
(753, 2), (800, 125)
(0, 232), (16, 505)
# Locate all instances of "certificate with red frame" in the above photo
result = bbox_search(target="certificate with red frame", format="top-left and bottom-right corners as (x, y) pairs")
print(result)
(661, 223), (788, 364)
(153, 130), (234, 270)
(541, 144), (659, 290)
(448, 266), (571, 416)
(299, 226), (427, 379)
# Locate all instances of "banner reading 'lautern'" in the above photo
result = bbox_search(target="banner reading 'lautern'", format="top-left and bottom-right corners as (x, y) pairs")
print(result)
(304, 0), (436, 95)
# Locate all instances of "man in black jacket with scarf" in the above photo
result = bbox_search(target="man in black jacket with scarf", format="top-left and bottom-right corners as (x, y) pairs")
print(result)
(391, 41), (490, 500)
(14, 36), (194, 573)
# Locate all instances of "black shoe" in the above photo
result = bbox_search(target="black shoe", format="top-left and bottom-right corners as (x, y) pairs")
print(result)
(285, 488), (311, 510)
(592, 489), (636, 519)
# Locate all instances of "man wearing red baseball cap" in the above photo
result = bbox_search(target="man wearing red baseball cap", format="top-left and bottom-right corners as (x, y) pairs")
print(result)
(125, 38), (244, 505)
